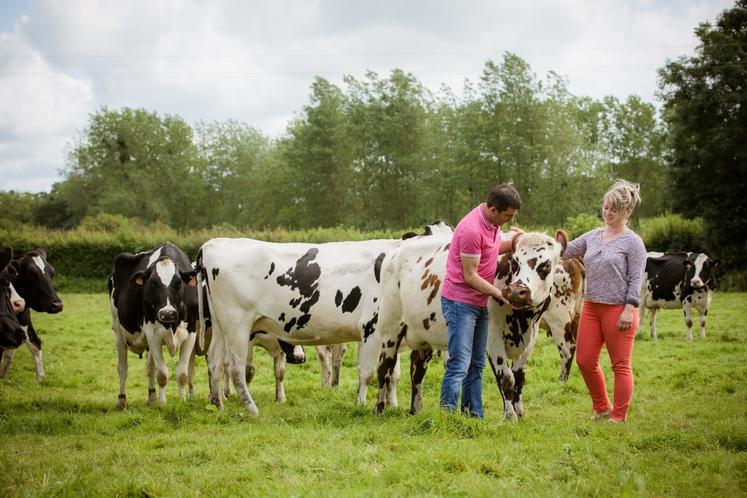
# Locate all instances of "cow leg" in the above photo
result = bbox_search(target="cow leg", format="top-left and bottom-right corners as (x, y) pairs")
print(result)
(683, 301), (694, 341)
(697, 300), (709, 338)
(175, 330), (195, 400)
(187, 348), (196, 397)
(648, 308), (658, 339)
(272, 349), (287, 403)
(357, 338), (378, 405)
(316, 345), (333, 387)
(374, 324), (405, 413)
(409, 349), (433, 415)
(0, 348), (16, 379)
(145, 351), (158, 405)
(114, 333), (129, 409)
(486, 330), (517, 421)
(387, 352), (401, 408)
(511, 332), (539, 418)
(226, 328), (259, 415)
(24, 325), (45, 381)
(546, 318), (577, 382)
(330, 343), (347, 387)
(206, 321), (227, 409)
(144, 327), (169, 404)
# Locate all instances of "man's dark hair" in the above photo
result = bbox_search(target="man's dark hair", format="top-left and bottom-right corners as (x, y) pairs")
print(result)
(486, 183), (522, 211)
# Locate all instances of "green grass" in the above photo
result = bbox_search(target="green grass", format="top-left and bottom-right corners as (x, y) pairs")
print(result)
(1, 293), (746, 497)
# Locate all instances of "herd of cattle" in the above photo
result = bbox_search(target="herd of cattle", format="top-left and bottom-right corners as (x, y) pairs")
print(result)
(0, 225), (721, 419)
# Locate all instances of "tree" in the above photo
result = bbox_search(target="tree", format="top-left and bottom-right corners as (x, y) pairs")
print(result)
(61, 107), (204, 229)
(658, 1), (747, 268)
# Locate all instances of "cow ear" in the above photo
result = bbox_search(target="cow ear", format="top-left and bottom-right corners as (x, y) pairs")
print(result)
(511, 232), (523, 253)
(129, 271), (147, 287)
(683, 260), (694, 269)
(33, 247), (48, 260)
(554, 229), (569, 256)
(711, 259), (721, 268)
(181, 270), (198, 287)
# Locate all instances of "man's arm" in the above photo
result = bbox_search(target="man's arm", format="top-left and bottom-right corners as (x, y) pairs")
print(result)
(461, 256), (511, 305)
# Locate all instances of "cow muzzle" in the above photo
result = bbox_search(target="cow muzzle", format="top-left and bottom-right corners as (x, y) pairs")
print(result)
(1, 321), (25, 349)
(47, 300), (63, 314)
(286, 350), (306, 365)
(503, 284), (533, 308)
(157, 307), (179, 325)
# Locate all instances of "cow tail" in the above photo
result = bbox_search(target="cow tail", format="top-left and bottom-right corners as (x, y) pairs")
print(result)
(196, 248), (206, 352)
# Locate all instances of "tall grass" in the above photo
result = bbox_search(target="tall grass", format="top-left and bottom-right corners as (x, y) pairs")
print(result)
(1, 292), (746, 496)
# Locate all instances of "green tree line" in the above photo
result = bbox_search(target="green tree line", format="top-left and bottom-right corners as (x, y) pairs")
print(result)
(2, 1), (745, 274)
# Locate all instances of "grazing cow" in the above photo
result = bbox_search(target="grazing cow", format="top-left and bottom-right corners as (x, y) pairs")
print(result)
(191, 282), (306, 403)
(0, 248), (63, 381)
(640, 252), (721, 340)
(0, 247), (25, 352)
(109, 242), (198, 409)
(197, 223), (453, 415)
(374, 231), (577, 419)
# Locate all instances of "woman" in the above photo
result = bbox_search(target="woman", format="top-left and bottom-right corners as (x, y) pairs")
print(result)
(563, 180), (646, 422)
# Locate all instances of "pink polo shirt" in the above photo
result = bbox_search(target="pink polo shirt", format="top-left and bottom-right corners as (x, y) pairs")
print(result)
(441, 204), (502, 307)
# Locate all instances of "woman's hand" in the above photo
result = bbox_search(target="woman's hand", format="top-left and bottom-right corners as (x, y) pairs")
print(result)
(617, 305), (635, 330)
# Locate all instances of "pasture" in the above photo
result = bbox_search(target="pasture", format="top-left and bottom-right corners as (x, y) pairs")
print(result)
(1, 292), (746, 497)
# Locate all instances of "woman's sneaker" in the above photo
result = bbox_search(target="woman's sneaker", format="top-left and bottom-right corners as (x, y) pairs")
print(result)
(591, 408), (612, 420)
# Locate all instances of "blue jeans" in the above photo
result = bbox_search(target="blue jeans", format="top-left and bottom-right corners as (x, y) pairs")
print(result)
(439, 296), (489, 418)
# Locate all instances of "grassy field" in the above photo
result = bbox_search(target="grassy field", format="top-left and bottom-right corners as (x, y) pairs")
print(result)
(1, 292), (746, 497)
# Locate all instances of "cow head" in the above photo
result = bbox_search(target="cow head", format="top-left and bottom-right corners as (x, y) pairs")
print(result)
(130, 257), (198, 327)
(683, 253), (720, 291)
(501, 231), (567, 309)
(278, 340), (306, 364)
(11, 247), (63, 314)
(0, 247), (26, 349)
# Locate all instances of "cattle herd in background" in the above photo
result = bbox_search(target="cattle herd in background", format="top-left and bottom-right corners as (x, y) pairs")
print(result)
(0, 228), (724, 420)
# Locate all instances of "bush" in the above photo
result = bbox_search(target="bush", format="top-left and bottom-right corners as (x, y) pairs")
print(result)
(564, 213), (602, 239)
(640, 214), (707, 253)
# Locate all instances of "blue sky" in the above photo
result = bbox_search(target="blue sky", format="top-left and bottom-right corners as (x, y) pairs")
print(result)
(0, 0), (736, 193)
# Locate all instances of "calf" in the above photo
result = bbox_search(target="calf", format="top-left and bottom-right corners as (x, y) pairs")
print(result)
(0, 247), (25, 352)
(109, 242), (198, 408)
(374, 231), (576, 419)
(640, 252), (720, 340)
(0, 247), (63, 381)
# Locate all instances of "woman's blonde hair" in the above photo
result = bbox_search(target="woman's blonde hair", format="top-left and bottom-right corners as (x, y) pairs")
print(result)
(604, 179), (641, 213)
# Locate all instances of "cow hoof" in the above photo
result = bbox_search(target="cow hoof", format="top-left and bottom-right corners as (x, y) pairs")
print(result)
(504, 412), (518, 422)
(374, 402), (385, 414)
(117, 398), (128, 410)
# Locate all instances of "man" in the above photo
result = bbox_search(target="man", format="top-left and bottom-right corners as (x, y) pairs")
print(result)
(440, 183), (522, 418)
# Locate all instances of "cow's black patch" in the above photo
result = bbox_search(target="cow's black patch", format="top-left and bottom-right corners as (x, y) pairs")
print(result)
(335, 290), (343, 307)
(265, 262), (276, 279)
(212, 267), (220, 280)
(363, 312), (378, 339)
(373, 253), (386, 283)
(276, 249), (321, 298)
(341, 286), (362, 313)
(296, 314), (311, 329)
(299, 290), (320, 314)
(278, 312), (286, 322)
(284, 317), (297, 333)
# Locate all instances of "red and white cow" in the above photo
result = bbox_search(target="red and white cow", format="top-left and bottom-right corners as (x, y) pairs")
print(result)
(640, 251), (720, 340)
(373, 231), (581, 419)
(109, 242), (198, 408)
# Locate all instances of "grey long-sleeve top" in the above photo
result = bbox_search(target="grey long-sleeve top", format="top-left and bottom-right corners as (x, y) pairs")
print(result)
(563, 228), (647, 307)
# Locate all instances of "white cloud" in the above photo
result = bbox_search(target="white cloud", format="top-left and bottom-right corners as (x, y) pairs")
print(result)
(0, 0), (735, 192)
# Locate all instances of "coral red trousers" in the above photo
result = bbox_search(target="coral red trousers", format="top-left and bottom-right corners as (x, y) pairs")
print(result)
(575, 301), (639, 421)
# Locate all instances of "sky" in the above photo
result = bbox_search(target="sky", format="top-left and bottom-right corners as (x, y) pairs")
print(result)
(0, 0), (735, 193)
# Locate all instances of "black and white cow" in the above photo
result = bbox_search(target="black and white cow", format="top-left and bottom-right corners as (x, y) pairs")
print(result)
(109, 242), (198, 409)
(196, 223), (453, 415)
(0, 248), (63, 381)
(0, 247), (25, 352)
(374, 231), (579, 419)
(640, 251), (721, 340)
(191, 282), (306, 403)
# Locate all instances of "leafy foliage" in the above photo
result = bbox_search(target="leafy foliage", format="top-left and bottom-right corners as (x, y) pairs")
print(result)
(658, 0), (747, 270)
